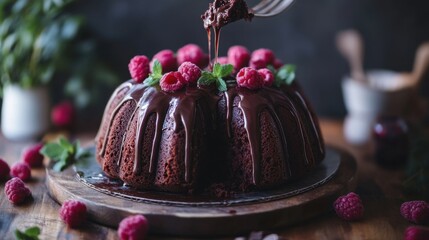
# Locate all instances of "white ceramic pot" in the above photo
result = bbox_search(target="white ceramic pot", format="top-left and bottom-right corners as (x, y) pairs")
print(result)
(342, 70), (414, 145)
(1, 84), (50, 140)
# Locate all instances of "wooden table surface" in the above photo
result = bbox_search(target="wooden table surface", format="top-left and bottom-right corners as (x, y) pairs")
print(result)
(0, 119), (410, 240)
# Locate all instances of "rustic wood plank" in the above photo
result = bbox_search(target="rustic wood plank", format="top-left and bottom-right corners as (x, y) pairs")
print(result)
(0, 120), (410, 239)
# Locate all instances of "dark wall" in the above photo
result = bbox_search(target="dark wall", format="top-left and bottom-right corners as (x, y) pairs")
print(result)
(74, 0), (429, 118)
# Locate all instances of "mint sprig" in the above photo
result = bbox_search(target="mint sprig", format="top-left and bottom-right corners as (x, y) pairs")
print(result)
(143, 60), (163, 86)
(198, 63), (233, 91)
(15, 226), (41, 240)
(40, 137), (92, 172)
(274, 64), (296, 87)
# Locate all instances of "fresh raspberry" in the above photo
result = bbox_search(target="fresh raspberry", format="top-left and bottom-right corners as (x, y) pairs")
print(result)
(0, 158), (10, 181)
(216, 56), (229, 65)
(151, 49), (177, 73)
(4, 177), (32, 204)
(128, 55), (150, 83)
(59, 200), (87, 228)
(51, 101), (75, 128)
(178, 62), (201, 85)
(258, 68), (275, 86)
(250, 48), (275, 69)
(333, 192), (364, 221)
(273, 58), (283, 69)
(160, 72), (186, 92)
(227, 45), (250, 70)
(177, 44), (209, 69)
(22, 143), (44, 168)
(236, 67), (264, 90)
(11, 163), (31, 182)
(404, 226), (429, 240)
(118, 215), (148, 240)
(401, 201), (429, 224)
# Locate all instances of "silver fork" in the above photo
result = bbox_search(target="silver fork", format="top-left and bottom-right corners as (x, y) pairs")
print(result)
(252, 0), (295, 17)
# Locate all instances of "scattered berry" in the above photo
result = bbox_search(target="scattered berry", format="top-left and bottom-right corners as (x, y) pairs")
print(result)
(228, 45), (250, 70)
(236, 67), (264, 90)
(0, 158), (10, 181)
(177, 44), (208, 69)
(178, 62), (201, 85)
(273, 58), (283, 69)
(51, 101), (75, 128)
(160, 72), (186, 92)
(22, 143), (44, 168)
(216, 56), (229, 65)
(59, 200), (87, 228)
(401, 201), (429, 224)
(4, 177), (32, 204)
(128, 55), (150, 83)
(151, 49), (177, 73)
(11, 163), (31, 182)
(250, 48), (275, 69)
(333, 192), (364, 221)
(258, 68), (275, 86)
(118, 215), (149, 240)
(404, 226), (429, 240)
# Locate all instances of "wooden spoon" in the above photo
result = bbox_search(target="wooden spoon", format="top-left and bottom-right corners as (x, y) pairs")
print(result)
(336, 30), (366, 83)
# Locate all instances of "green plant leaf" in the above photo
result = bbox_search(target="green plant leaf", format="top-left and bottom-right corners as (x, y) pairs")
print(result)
(24, 226), (41, 237)
(40, 143), (64, 159)
(143, 76), (160, 87)
(216, 78), (227, 92)
(212, 63), (233, 78)
(151, 60), (162, 77)
(197, 71), (217, 85)
(41, 137), (91, 172)
(275, 64), (296, 87)
(15, 226), (40, 240)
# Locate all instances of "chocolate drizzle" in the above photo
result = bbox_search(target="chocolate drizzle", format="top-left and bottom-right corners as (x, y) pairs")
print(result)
(96, 81), (325, 191)
(202, 0), (254, 65)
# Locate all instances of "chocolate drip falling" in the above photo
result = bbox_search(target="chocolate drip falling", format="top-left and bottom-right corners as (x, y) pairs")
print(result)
(202, 0), (254, 66)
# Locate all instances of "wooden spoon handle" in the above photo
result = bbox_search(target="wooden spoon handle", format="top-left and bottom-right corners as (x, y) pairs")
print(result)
(336, 30), (365, 82)
(412, 42), (429, 85)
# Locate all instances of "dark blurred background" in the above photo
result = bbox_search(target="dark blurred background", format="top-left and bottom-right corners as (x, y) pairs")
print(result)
(71, 0), (429, 120)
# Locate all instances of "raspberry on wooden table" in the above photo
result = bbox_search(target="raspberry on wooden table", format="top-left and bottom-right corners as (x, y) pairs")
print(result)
(333, 192), (364, 221)
(4, 177), (32, 204)
(59, 200), (87, 228)
(404, 226), (429, 240)
(401, 201), (429, 224)
(118, 215), (148, 240)
(10, 162), (31, 182)
(22, 143), (44, 168)
(0, 158), (10, 181)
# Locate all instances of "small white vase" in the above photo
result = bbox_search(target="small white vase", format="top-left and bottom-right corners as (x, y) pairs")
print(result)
(1, 84), (50, 140)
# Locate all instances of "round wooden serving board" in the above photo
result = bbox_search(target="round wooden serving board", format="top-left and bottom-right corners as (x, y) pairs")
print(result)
(46, 147), (357, 237)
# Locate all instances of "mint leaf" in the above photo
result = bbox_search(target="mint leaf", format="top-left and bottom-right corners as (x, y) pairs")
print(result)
(143, 76), (160, 87)
(151, 60), (162, 77)
(212, 63), (233, 78)
(198, 71), (217, 85)
(143, 60), (163, 87)
(275, 64), (296, 87)
(41, 137), (92, 172)
(40, 143), (64, 160)
(24, 227), (41, 237)
(216, 78), (227, 92)
(15, 226), (40, 240)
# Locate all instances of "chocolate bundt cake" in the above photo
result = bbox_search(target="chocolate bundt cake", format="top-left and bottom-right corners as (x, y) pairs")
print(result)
(95, 45), (325, 194)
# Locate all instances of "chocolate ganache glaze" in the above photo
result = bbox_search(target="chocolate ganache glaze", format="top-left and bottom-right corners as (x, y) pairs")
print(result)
(96, 79), (325, 192)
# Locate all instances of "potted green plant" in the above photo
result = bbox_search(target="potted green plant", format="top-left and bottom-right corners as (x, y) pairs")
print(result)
(0, 0), (81, 140)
